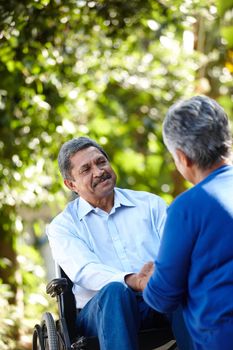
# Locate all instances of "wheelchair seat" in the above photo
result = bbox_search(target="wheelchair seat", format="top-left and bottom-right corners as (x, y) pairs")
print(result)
(33, 266), (177, 350)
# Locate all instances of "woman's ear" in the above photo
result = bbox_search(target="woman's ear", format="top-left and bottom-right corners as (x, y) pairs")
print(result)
(176, 149), (193, 168)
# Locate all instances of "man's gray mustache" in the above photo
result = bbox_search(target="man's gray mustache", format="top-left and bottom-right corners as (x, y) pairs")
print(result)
(93, 173), (112, 187)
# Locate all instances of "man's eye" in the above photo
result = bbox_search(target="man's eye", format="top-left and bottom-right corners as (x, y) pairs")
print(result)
(99, 159), (107, 164)
(80, 167), (89, 174)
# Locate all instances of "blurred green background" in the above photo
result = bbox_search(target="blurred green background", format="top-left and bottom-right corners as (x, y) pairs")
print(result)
(0, 0), (232, 348)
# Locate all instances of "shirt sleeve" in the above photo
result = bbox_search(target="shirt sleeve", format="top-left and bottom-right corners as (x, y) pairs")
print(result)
(47, 221), (131, 291)
(143, 201), (196, 313)
(153, 196), (167, 239)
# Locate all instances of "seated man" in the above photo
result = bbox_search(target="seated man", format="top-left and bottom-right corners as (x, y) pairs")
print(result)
(141, 96), (233, 350)
(47, 136), (193, 350)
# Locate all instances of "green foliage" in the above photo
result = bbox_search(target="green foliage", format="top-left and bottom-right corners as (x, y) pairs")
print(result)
(221, 26), (233, 47)
(0, 282), (17, 350)
(216, 0), (233, 16)
(0, 0), (232, 348)
(216, 0), (233, 49)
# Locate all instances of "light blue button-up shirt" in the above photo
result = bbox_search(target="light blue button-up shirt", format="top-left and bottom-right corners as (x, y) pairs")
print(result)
(47, 188), (167, 308)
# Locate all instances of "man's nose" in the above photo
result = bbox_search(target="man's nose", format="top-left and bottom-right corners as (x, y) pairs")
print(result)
(93, 165), (104, 176)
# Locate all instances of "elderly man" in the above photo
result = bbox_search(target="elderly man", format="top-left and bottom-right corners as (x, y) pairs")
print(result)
(47, 136), (192, 350)
(141, 96), (233, 350)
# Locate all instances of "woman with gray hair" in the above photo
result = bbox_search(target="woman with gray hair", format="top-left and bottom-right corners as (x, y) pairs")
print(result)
(142, 96), (233, 350)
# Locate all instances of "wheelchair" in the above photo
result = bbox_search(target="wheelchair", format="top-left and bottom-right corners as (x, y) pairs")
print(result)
(32, 266), (177, 350)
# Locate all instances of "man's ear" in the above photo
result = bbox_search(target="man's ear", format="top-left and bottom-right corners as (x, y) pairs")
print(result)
(64, 179), (78, 192)
(176, 149), (193, 167)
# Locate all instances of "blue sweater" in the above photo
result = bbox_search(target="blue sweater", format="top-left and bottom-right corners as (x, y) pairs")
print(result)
(144, 165), (233, 349)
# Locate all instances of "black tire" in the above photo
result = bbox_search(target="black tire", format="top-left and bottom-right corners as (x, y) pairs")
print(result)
(32, 324), (45, 350)
(40, 312), (58, 350)
(56, 321), (67, 350)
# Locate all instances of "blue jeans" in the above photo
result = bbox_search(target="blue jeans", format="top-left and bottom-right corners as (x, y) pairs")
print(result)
(76, 282), (193, 350)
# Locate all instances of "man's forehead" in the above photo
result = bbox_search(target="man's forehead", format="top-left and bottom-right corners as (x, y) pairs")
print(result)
(72, 146), (105, 166)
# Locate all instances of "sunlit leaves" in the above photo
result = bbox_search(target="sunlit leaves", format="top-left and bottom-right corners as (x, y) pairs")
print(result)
(221, 25), (233, 47)
(216, 0), (233, 16)
(0, 0), (232, 215)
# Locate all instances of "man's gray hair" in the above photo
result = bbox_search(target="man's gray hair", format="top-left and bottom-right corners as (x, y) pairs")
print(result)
(58, 137), (109, 179)
(162, 95), (232, 169)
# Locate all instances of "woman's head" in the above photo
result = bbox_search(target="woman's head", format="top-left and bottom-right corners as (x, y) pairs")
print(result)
(163, 95), (232, 170)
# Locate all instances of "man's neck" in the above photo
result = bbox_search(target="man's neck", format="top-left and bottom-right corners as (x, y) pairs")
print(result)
(85, 192), (115, 213)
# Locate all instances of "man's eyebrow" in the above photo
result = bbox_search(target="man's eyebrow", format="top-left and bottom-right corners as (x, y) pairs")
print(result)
(79, 163), (90, 171)
(97, 155), (106, 160)
(78, 155), (107, 172)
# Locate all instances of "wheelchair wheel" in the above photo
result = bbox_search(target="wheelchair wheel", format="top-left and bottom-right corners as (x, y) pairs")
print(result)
(32, 324), (45, 350)
(40, 312), (58, 350)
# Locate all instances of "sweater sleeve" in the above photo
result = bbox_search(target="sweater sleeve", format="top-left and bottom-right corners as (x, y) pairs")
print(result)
(143, 200), (196, 313)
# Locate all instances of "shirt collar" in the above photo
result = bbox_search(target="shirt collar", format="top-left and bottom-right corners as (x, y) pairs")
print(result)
(77, 188), (135, 220)
(77, 197), (94, 220)
(114, 188), (136, 208)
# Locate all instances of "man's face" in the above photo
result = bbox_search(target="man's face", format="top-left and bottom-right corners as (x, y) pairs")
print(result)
(64, 146), (117, 205)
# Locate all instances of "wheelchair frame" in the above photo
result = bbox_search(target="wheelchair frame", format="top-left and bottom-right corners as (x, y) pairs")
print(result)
(32, 266), (177, 350)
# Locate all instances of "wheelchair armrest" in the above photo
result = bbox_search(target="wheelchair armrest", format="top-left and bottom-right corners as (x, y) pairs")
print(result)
(46, 278), (68, 297)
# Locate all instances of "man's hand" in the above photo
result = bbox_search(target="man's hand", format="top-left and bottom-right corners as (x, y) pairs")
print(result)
(125, 261), (154, 292)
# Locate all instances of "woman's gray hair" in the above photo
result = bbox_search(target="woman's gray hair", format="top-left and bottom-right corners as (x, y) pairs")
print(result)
(58, 137), (109, 179)
(163, 95), (232, 169)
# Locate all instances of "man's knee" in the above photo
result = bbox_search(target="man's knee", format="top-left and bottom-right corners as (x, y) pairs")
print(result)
(98, 282), (136, 306)
(100, 281), (128, 298)
(102, 281), (126, 292)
